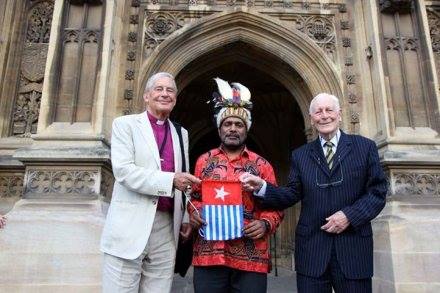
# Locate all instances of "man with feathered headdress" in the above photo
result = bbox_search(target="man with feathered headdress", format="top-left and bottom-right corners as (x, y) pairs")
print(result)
(188, 78), (283, 293)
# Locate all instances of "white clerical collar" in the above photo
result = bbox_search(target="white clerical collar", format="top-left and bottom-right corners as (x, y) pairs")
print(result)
(156, 119), (166, 125)
(319, 129), (341, 148)
(147, 111), (167, 125)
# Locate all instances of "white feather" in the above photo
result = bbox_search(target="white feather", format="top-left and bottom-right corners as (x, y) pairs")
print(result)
(231, 82), (251, 102)
(214, 78), (233, 100)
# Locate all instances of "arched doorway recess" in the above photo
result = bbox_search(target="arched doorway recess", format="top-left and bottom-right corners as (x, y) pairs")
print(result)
(139, 9), (343, 269)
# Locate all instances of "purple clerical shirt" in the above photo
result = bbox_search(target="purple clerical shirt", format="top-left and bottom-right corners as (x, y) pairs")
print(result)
(147, 111), (174, 213)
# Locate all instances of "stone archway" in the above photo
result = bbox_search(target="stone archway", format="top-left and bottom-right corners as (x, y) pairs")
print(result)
(138, 9), (343, 113)
(138, 9), (344, 269)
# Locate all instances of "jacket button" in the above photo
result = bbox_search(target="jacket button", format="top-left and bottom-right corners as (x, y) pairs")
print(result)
(152, 200), (157, 205)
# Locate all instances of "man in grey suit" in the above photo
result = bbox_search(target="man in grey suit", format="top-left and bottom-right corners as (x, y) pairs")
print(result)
(101, 72), (200, 293)
(240, 93), (387, 293)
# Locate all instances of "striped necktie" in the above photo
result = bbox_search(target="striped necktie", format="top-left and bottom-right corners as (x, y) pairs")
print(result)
(324, 141), (335, 169)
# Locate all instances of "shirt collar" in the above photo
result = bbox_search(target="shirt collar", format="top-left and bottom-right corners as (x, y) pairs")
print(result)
(319, 129), (341, 148)
(217, 145), (250, 159)
(147, 111), (167, 125)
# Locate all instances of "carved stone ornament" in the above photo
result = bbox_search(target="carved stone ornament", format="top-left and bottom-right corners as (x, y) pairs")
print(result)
(130, 15), (139, 25)
(345, 56), (353, 66)
(350, 112), (360, 123)
(131, 0), (140, 7)
(340, 20), (350, 30)
(384, 37), (400, 50)
(294, 15), (336, 60)
(127, 50), (136, 61)
(379, 0), (413, 14)
(125, 69), (135, 80)
(128, 32), (137, 42)
(348, 93), (358, 103)
(346, 73), (356, 84)
(124, 89), (134, 100)
(64, 29), (80, 43)
(21, 43), (48, 82)
(25, 170), (99, 196)
(303, 2), (311, 10)
(342, 37), (351, 47)
(384, 37), (418, 51)
(428, 11), (440, 53)
(26, 1), (54, 43)
(144, 12), (185, 50)
(394, 172), (439, 196)
(12, 1), (54, 137)
(339, 4), (347, 13)
(246, 0), (254, 7)
(283, 0), (292, 8)
(264, 0), (273, 7)
(13, 86), (42, 136)
(0, 175), (24, 198)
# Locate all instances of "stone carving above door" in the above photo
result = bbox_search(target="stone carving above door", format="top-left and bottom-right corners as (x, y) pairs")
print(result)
(143, 11), (187, 53)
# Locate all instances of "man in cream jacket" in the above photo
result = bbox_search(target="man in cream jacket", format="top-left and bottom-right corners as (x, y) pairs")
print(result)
(101, 72), (200, 293)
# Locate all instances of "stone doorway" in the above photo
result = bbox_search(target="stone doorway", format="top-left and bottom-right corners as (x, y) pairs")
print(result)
(138, 10), (343, 269)
(170, 41), (309, 268)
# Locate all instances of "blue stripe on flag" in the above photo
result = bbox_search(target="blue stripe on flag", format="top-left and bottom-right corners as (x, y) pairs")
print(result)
(202, 205), (243, 241)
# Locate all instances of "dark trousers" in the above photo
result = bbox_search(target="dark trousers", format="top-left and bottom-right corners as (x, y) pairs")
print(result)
(193, 266), (267, 293)
(297, 246), (372, 293)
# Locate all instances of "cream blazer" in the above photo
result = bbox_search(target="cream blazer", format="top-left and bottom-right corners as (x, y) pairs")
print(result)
(100, 112), (189, 260)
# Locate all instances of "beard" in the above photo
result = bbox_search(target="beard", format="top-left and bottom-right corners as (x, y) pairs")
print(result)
(221, 135), (246, 151)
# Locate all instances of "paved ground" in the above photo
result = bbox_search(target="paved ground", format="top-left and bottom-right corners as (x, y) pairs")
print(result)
(171, 267), (297, 293)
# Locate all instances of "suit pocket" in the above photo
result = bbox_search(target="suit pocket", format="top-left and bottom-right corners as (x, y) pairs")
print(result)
(295, 224), (312, 237)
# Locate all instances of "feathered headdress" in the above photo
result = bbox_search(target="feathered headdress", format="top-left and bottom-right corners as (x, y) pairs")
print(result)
(209, 78), (253, 129)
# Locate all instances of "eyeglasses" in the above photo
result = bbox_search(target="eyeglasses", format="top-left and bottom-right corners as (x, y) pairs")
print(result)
(315, 156), (343, 188)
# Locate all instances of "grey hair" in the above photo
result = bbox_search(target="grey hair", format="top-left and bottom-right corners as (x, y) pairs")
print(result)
(309, 93), (340, 114)
(144, 72), (177, 93)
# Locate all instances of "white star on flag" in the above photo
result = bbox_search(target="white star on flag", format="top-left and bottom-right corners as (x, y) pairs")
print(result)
(214, 186), (230, 201)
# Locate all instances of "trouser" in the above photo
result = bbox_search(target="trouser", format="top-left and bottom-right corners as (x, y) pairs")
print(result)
(193, 265), (267, 293)
(297, 244), (372, 293)
(102, 211), (175, 293)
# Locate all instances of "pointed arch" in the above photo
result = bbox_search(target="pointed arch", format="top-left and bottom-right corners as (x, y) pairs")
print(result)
(139, 9), (343, 119)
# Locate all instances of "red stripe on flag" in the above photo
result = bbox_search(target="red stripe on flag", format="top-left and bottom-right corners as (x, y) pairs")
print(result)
(201, 180), (242, 205)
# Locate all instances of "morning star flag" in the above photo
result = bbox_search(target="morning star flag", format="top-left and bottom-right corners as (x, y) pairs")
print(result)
(201, 180), (243, 241)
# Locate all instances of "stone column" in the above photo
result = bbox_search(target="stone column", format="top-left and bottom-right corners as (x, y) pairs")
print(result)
(0, 1), (119, 291)
(358, 0), (440, 292)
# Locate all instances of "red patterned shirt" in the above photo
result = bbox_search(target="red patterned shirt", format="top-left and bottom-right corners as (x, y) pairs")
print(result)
(189, 146), (283, 273)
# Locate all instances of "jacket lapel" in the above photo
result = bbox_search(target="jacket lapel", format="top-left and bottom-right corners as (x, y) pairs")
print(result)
(170, 122), (182, 173)
(136, 112), (161, 168)
(331, 131), (352, 175)
(309, 138), (330, 177)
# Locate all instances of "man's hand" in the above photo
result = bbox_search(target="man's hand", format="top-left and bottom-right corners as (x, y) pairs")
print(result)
(189, 210), (206, 230)
(321, 211), (349, 234)
(243, 220), (267, 240)
(173, 173), (201, 191)
(239, 172), (264, 193)
(179, 223), (192, 242)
